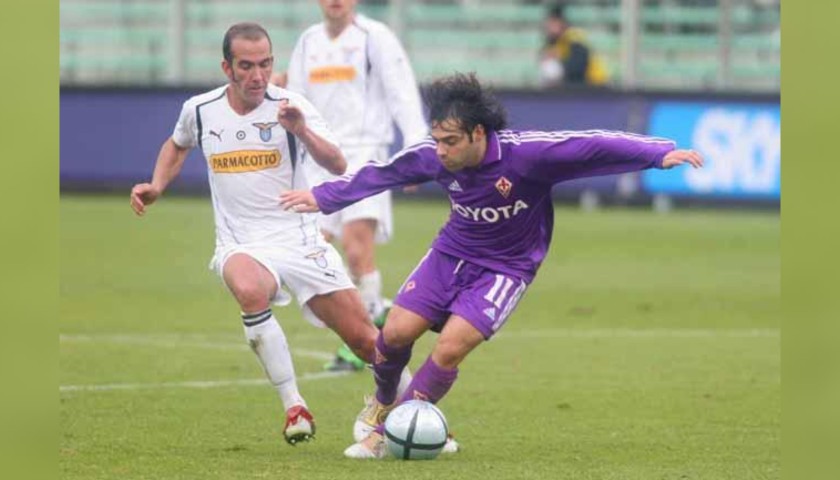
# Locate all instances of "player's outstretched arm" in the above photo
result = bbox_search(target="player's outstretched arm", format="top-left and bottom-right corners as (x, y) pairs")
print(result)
(277, 99), (346, 175)
(130, 138), (190, 216)
(279, 190), (320, 213)
(283, 141), (437, 216)
(661, 149), (704, 169)
(519, 132), (700, 183)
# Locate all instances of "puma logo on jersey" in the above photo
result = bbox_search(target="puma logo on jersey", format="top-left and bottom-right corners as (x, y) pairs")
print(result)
(209, 129), (223, 141)
(451, 200), (529, 223)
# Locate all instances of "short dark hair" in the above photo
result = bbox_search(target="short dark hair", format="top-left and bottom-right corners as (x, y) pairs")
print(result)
(547, 3), (567, 20)
(223, 22), (272, 64)
(424, 73), (508, 137)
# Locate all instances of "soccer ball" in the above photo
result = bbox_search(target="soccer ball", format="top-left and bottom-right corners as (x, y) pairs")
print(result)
(383, 400), (449, 460)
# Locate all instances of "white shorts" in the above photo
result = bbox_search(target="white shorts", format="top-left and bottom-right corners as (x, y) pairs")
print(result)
(307, 145), (393, 244)
(318, 191), (392, 244)
(209, 241), (355, 328)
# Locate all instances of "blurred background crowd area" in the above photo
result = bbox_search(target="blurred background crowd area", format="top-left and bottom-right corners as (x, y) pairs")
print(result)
(60, 0), (780, 92)
(60, 1), (780, 206)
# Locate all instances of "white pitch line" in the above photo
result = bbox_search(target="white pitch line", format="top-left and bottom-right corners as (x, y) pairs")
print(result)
(59, 334), (334, 361)
(60, 327), (779, 346)
(59, 370), (351, 393)
(495, 328), (779, 339)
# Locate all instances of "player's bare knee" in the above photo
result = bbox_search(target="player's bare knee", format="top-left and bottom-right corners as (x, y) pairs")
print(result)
(382, 322), (413, 349)
(432, 339), (469, 370)
(230, 282), (270, 312)
(343, 243), (364, 274)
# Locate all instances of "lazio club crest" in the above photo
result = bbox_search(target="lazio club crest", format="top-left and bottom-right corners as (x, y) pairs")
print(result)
(305, 248), (328, 268)
(252, 122), (279, 142)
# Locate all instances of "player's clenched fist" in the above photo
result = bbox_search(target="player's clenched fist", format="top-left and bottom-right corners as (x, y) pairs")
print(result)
(277, 99), (306, 137)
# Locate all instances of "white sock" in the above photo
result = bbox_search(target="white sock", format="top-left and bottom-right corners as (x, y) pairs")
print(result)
(356, 270), (384, 321)
(242, 309), (306, 412)
(395, 367), (413, 399)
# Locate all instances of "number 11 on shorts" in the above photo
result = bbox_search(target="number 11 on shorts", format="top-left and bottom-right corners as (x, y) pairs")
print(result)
(484, 274), (514, 308)
(484, 274), (527, 333)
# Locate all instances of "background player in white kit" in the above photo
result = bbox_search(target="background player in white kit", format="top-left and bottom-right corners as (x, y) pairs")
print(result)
(129, 22), (407, 447)
(275, 0), (428, 372)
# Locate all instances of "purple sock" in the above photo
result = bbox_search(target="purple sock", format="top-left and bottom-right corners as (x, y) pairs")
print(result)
(374, 357), (459, 436)
(397, 356), (458, 405)
(374, 333), (413, 405)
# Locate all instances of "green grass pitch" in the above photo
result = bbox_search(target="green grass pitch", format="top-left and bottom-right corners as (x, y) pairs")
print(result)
(60, 194), (779, 479)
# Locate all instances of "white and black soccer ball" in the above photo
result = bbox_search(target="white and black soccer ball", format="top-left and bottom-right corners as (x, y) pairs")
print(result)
(383, 400), (449, 460)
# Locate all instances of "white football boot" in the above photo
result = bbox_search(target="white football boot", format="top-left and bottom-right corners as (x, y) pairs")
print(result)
(344, 431), (388, 459)
(442, 434), (460, 453)
(353, 395), (394, 442)
(283, 405), (315, 445)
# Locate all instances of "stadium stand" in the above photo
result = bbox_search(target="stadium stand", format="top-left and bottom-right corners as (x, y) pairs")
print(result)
(60, 0), (779, 91)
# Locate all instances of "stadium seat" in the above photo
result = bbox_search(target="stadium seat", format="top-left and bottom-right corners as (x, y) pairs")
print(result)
(639, 58), (719, 88)
(186, 2), (319, 24)
(641, 33), (719, 52)
(407, 3), (542, 25)
(641, 6), (720, 25)
(566, 4), (623, 25)
(60, 2), (169, 21)
(59, 0), (779, 91)
(407, 30), (541, 52)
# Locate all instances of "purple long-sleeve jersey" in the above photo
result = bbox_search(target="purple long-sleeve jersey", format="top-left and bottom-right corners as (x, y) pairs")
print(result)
(314, 129), (675, 283)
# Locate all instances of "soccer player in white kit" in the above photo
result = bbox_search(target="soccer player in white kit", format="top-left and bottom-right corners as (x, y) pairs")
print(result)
(278, 0), (428, 372)
(129, 22), (404, 447)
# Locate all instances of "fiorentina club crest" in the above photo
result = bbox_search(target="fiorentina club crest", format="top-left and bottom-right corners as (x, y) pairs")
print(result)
(375, 347), (387, 365)
(412, 391), (430, 401)
(495, 176), (513, 198)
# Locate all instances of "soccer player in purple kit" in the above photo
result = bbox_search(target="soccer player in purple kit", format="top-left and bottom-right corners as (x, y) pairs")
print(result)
(280, 73), (703, 458)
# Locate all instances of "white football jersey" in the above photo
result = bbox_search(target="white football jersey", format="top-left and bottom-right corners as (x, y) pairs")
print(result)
(171, 84), (338, 249)
(286, 14), (427, 149)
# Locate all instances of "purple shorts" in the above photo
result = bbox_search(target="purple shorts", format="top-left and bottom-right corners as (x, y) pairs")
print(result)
(394, 249), (529, 339)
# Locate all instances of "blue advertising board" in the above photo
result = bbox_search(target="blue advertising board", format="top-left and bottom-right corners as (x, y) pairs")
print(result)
(642, 102), (780, 199)
(60, 89), (209, 189)
(60, 88), (780, 203)
(60, 89), (632, 195)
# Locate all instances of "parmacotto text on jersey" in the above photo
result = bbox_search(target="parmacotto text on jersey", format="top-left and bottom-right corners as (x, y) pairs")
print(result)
(210, 150), (281, 173)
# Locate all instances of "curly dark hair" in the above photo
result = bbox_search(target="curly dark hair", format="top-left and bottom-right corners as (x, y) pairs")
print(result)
(424, 73), (508, 139)
(223, 22), (272, 64)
